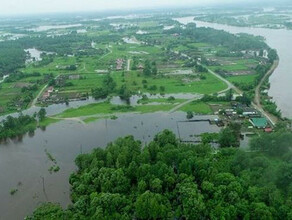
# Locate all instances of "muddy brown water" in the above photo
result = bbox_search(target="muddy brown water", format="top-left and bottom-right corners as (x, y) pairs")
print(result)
(0, 112), (220, 219)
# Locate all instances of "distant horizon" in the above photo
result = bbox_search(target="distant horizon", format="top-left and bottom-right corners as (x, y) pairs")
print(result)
(0, 0), (291, 17)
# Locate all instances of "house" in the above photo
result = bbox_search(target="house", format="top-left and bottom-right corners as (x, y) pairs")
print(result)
(47, 86), (54, 93)
(69, 74), (80, 80)
(225, 109), (236, 117)
(116, 59), (124, 70)
(242, 107), (258, 117)
(42, 92), (50, 99)
(250, 117), (268, 129)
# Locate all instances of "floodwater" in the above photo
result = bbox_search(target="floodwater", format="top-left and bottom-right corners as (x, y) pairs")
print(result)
(0, 93), (203, 121)
(174, 16), (292, 118)
(0, 112), (220, 219)
(24, 48), (43, 63)
(28, 24), (83, 32)
(122, 37), (141, 44)
(24, 48), (56, 64)
(3, 14), (290, 219)
(0, 96), (106, 121)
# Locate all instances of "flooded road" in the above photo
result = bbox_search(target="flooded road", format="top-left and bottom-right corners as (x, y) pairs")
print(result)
(174, 17), (292, 118)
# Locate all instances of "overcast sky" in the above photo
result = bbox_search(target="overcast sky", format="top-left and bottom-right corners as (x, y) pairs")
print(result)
(0, 0), (280, 15)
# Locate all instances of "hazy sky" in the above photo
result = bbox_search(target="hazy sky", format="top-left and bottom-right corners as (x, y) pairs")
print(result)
(0, 0), (278, 15)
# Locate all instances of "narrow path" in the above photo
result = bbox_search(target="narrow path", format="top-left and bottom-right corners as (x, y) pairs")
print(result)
(253, 60), (279, 126)
(127, 59), (131, 71)
(98, 45), (112, 61)
(49, 116), (86, 125)
(168, 95), (203, 113)
(207, 69), (241, 94)
(168, 68), (232, 113)
(254, 60), (279, 107)
(80, 63), (88, 73)
(31, 85), (48, 107)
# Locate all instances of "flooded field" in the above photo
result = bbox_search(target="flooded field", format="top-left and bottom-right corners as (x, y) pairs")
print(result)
(0, 112), (220, 219)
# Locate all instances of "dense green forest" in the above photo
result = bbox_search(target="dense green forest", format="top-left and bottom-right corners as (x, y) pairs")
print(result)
(28, 126), (292, 219)
(0, 41), (26, 75)
(157, 24), (268, 51)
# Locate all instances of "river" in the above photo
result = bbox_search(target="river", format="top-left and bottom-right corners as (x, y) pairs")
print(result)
(174, 17), (292, 119)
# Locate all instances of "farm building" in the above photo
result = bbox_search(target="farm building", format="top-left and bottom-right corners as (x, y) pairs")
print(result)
(250, 117), (268, 129)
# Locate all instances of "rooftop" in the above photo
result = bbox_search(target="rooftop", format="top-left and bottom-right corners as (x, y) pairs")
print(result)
(250, 117), (268, 128)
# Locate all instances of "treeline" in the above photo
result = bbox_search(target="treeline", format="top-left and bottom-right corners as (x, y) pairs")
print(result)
(0, 41), (26, 75)
(0, 109), (46, 141)
(28, 127), (292, 219)
(18, 34), (93, 55)
(165, 25), (268, 51)
(0, 115), (36, 141)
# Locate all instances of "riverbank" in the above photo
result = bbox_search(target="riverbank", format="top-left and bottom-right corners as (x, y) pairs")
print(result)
(254, 60), (280, 125)
(174, 17), (292, 118)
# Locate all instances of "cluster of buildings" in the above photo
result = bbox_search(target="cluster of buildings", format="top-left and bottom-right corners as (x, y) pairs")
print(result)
(38, 74), (83, 104)
(220, 102), (272, 132)
(241, 49), (269, 59)
(116, 59), (125, 70)
(42, 86), (54, 99)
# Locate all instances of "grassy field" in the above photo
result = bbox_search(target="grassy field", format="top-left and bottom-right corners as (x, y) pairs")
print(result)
(138, 98), (186, 105)
(227, 74), (258, 84)
(179, 101), (213, 114)
(209, 58), (259, 72)
(113, 71), (227, 95)
(0, 15), (266, 117)
(56, 101), (176, 118)
(39, 118), (61, 127)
